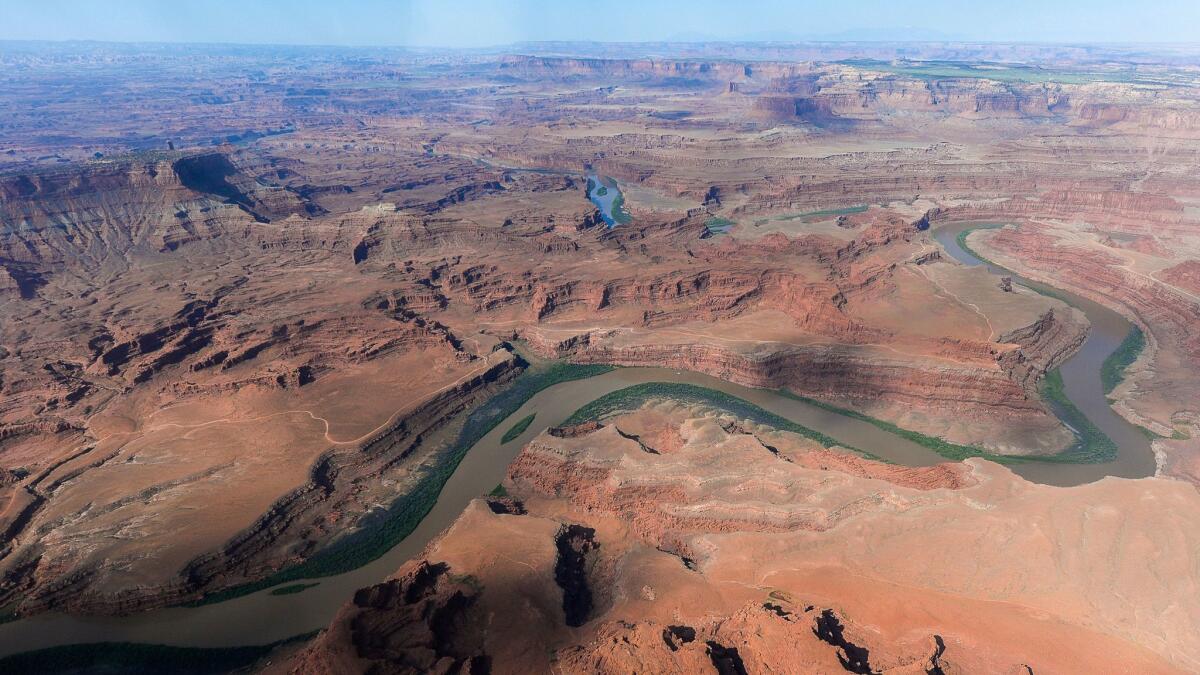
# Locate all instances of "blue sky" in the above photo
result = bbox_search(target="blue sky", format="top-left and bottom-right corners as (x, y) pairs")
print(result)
(3, 0), (1199, 46)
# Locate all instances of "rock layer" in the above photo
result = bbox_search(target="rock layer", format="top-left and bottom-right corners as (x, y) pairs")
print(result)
(3, 41), (1200, 623)
(292, 404), (1199, 673)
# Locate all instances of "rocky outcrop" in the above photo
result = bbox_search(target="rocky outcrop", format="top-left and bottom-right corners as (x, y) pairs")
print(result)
(554, 524), (598, 627)
(972, 225), (1200, 443)
(942, 190), (1188, 231)
(291, 561), (490, 674)
(0, 153), (312, 273)
(292, 404), (1198, 673)
(505, 413), (974, 547)
(0, 351), (519, 616)
(548, 339), (1051, 423)
(997, 309), (1087, 391)
(555, 605), (950, 675)
(1160, 260), (1200, 296)
(1076, 103), (1200, 134)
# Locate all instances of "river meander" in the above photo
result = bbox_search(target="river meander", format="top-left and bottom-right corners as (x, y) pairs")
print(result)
(0, 222), (1156, 657)
(934, 222), (1154, 485)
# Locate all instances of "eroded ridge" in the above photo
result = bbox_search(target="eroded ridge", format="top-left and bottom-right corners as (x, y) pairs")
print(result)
(291, 403), (1200, 674)
(1, 41), (1199, 636)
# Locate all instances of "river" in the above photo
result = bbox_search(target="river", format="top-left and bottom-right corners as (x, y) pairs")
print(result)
(934, 222), (1155, 485)
(0, 222), (1156, 656)
(586, 174), (625, 227)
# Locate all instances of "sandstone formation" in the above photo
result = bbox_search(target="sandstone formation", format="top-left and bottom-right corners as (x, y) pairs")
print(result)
(0, 41), (1198, 661)
(290, 404), (1200, 674)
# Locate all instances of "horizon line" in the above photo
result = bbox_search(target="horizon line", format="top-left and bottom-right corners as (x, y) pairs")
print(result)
(4, 37), (1200, 51)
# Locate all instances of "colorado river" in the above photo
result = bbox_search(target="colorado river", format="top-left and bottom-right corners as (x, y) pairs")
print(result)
(0, 367), (957, 656)
(934, 222), (1155, 485)
(0, 223), (1156, 657)
(586, 174), (627, 227)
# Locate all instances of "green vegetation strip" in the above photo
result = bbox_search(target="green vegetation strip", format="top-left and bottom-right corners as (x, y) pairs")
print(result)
(1101, 326), (1146, 395)
(787, 387), (1115, 465)
(566, 381), (1100, 466)
(268, 582), (319, 596)
(1038, 369), (1119, 462)
(609, 192), (633, 224)
(953, 223), (1005, 268)
(560, 382), (881, 461)
(777, 391), (1009, 463)
(953, 224), (1070, 303)
(187, 360), (614, 607)
(501, 413), (537, 444)
(0, 632), (318, 675)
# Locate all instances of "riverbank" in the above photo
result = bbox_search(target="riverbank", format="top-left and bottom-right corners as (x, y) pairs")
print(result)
(0, 364), (998, 658)
(936, 222), (1155, 480)
(0, 225), (1160, 656)
(561, 382), (879, 459)
(185, 359), (614, 607)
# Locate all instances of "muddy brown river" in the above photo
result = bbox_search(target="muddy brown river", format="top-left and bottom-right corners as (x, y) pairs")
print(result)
(0, 223), (1155, 656)
(934, 222), (1155, 485)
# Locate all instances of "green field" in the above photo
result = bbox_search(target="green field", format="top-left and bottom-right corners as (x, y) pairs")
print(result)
(501, 413), (537, 444)
(186, 359), (614, 606)
(1101, 326), (1146, 395)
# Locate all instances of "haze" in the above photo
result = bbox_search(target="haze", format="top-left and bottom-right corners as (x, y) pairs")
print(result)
(3, 0), (1200, 46)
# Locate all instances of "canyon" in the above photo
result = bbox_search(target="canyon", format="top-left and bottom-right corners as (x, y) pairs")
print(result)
(0, 39), (1198, 673)
(290, 405), (1200, 673)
